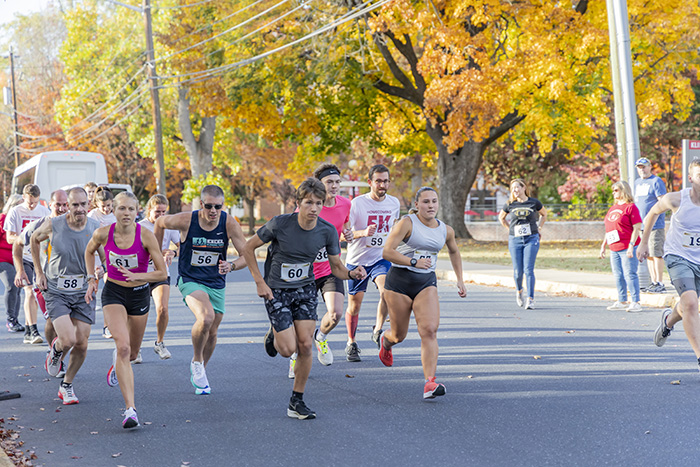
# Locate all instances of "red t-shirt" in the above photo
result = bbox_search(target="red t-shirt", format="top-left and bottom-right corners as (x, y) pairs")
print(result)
(604, 203), (642, 252)
(312, 196), (351, 279)
(0, 213), (13, 264)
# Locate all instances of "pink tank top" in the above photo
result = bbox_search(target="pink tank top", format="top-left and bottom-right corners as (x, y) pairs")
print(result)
(105, 223), (150, 282)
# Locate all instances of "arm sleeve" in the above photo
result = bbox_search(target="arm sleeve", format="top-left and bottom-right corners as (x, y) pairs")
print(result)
(656, 178), (667, 197)
(4, 208), (18, 233)
(535, 199), (544, 211)
(256, 217), (277, 244)
(326, 227), (341, 256)
(630, 204), (643, 224)
(502, 203), (511, 213)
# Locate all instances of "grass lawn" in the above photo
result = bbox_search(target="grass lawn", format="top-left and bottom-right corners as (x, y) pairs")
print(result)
(450, 239), (612, 274)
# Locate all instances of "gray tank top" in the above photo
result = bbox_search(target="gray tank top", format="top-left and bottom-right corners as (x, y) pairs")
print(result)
(664, 188), (700, 264)
(395, 214), (447, 274)
(46, 216), (100, 295)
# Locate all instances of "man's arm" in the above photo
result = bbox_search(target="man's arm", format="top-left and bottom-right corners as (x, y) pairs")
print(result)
(637, 192), (680, 261)
(12, 240), (27, 287)
(29, 219), (53, 289)
(242, 235), (273, 300)
(154, 212), (190, 250)
(226, 215), (248, 271)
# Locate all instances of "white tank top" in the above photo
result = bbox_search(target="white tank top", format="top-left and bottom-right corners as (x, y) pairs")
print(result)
(395, 214), (447, 274)
(664, 188), (700, 263)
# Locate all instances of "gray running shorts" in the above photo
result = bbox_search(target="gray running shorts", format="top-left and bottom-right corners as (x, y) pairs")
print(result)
(665, 254), (700, 296)
(648, 229), (665, 258)
(44, 290), (96, 325)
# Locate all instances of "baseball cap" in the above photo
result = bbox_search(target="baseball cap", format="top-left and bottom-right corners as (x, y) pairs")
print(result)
(635, 157), (650, 166)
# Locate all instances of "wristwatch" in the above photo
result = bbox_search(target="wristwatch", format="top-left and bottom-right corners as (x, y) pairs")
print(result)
(87, 274), (97, 282)
(410, 258), (417, 267)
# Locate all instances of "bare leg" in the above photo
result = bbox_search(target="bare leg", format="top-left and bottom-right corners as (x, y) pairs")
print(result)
(202, 313), (223, 366)
(382, 290), (413, 349)
(412, 287), (440, 379)
(373, 275), (389, 333)
(319, 291), (344, 335)
(184, 291), (216, 363)
(152, 284), (170, 343)
(345, 292), (364, 343)
(105, 304), (136, 409)
(62, 319), (91, 384)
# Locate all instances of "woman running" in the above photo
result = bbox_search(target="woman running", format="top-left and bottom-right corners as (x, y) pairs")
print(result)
(498, 178), (547, 309)
(85, 192), (167, 429)
(379, 187), (467, 399)
(138, 195), (180, 359)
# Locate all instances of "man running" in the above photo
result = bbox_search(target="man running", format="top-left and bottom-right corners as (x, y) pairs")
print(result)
(6, 184), (50, 344)
(288, 163), (353, 377)
(154, 185), (247, 395)
(242, 178), (366, 419)
(31, 187), (102, 405)
(641, 159), (700, 370)
(344, 164), (400, 361)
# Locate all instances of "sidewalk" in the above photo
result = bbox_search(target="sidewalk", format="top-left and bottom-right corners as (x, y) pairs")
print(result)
(436, 261), (678, 309)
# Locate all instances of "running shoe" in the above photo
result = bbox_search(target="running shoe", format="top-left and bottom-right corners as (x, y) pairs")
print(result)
(345, 342), (361, 362)
(314, 329), (333, 366)
(288, 355), (296, 379)
(56, 361), (66, 379)
(287, 398), (316, 420)
(516, 290), (524, 307)
(30, 328), (43, 344)
(190, 360), (209, 389)
(195, 386), (211, 395)
(649, 283), (667, 294)
(122, 407), (139, 429)
(103, 326), (112, 339)
(626, 302), (642, 313)
(423, 377), (446, 399)
(22, 331), (31, 344)
(154, 341), (172, 360)
(58, 382), (79, 405)
(525, 298), (535, 310)
(6, 319), (25, 333)
(378, 335), (393, 367)
(654, 308), (674, 347)
(371, 326), (383, 349)
(107, 349), (119, 387)
(131, 350), (143, 364)
(606, 301), (628, 310)
(264, 325), (277, 357)
(45, 337), (63, 377)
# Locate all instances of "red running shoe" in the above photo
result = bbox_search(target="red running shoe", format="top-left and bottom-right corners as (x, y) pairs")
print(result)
(378, 334), (393, 367)
(423, 377), (446, 399)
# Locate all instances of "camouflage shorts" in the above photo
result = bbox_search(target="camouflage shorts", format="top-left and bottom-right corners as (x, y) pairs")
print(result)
(264, 283), (318, 332)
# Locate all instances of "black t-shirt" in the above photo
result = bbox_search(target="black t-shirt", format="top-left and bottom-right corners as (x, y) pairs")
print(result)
(502, 197), (543, 237)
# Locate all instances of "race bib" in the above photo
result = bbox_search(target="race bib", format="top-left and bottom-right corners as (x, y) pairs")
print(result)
(314, 247), (328, 264)
(281, 262), (310, 282)
(57, 274), (84, 291)
(514, 224), (532, 237)
(681, 232), (700, 248)
(366, 232), (388, 248)
(191, 250), (219, 267)
(109, 251), (139, 270)
(414, 249), (438, 266)
(606, 230), (621, 245)
(635, 184), (650, 197)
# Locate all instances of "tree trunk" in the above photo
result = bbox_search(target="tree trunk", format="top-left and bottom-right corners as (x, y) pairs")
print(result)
(244, 196), (256, 235)
(410, 152), (422, 196)
(427, 123), (484, 239)
(178, 87), (216, 178)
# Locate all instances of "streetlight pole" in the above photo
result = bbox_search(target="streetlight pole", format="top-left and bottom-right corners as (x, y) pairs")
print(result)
(9, 47), (20, 167)
(143, 0), (166, 195)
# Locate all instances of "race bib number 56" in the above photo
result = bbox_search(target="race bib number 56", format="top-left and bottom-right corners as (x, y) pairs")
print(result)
(191, 250), (219, 266)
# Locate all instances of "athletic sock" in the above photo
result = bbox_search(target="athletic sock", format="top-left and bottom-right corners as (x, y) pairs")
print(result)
(345, 312), (358, 340)
(316, 330), (327, 341)
(292, 391), (304, 401)
(29, 324), (37, 333)
(290, 352), (298, 360)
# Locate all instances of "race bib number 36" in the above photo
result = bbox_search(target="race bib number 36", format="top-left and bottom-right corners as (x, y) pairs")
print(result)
(109, 251), (139, 269)
(191, 250), (219, 267)
(57, 274), (84, 291)
(682, 232), (700, 248)
(514, 224), (532, 237)
(366, 233), (388, 248)
(314, 247), (328, 264)
(281, 263), (310, 282)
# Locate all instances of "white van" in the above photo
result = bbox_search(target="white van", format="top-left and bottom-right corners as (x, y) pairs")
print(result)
(11, 151), (109, 200)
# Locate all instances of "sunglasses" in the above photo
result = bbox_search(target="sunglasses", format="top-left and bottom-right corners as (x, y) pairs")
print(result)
(203, 203), (223, 210)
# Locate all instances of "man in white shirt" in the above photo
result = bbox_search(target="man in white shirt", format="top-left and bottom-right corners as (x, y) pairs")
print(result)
(344, 165), (401, 362)
(5, 184), (51, 344)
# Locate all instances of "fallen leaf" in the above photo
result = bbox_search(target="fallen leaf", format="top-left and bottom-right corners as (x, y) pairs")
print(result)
(644, 430), (651, 434)
(144, 422), (152, 425)
(566, 330), (576, 334)
(39, 408), (45, 411)
(185, 420), (191, 423)
(344, 374), (354, 378)
(47, 451), (54, 454)
(71, 456), (82, 459)
(112, 452), (122, 458)
(467, 375), (474, 379)
(90, 431), (98, 435)
(246, 340), (254, 343)
(51, 420), (57, 424)
(533, 356), (542, 360)
(671, 380), (681, 385)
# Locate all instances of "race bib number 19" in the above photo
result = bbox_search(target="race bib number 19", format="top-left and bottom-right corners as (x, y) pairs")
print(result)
(682, 232), (700, 248)
(281, 263), (310, 282)
(191, 250), (219, 266)
(109, 251), (138, 270)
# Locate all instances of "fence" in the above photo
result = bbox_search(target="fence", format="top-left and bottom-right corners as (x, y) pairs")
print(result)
(465, 203), (610, 222)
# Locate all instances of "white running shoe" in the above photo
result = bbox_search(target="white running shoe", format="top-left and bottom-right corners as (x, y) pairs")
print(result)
(626, 302), (642, 313)
(314, 329), (333, 366)
(525, 298), (535, 310)
(45, 337), (63, 377)
(516, 290), (524, 307)
(154, 342), (172, 360)
(58, 383), (79, 405)
(654, 308), (673, 347)
(606, 301), (628, 310)
(107, 349), (119, 387)
(190, 361), (209, 389)
(122, 407), (139, 429)
(131, 350), (143, 364)
(195, 386), (211, 395)
(288, 356), (296, 379)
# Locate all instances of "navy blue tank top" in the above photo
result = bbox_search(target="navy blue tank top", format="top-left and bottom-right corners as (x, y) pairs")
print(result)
(178, 211), (228, 289)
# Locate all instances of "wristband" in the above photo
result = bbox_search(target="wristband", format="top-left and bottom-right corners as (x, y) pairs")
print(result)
(231, 261), (236, 271)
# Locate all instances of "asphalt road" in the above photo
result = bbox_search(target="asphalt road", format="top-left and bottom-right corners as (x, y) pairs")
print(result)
(2, 267), (700, 466)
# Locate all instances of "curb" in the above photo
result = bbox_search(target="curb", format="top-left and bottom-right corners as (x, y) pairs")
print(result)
(436, 269), (679, 309)
(0, 449), (14, 467)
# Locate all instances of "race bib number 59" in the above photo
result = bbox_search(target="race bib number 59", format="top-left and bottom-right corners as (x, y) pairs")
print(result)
(367, 232), (388, 248)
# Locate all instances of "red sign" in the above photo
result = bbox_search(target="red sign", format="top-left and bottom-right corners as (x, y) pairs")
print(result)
(690, 141), (700, 149)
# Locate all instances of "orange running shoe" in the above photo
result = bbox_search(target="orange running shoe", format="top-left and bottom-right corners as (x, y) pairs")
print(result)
(378, 334), (393, 367)
(423, 377), (446, 399)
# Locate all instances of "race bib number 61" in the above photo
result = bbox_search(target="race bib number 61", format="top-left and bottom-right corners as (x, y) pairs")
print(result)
(109, 251), (138, 269)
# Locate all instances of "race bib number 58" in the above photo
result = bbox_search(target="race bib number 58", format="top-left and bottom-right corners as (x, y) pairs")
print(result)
(57, 274), (84, 291)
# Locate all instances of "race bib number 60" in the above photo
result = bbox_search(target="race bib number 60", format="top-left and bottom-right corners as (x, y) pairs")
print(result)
(191, 250), (219, 266)
(109, 251), (138, 269)
(281, 263), (310, 282)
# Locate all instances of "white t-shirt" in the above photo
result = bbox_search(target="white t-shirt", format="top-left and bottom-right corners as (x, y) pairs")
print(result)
(139, 218), (181, 273)
(87, 209), (116, 227)
(4, 204), (51, 261)
(345, 193), (401, 266)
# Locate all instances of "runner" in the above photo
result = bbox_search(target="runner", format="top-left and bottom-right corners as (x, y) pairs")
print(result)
(379, 187), (467, 398)
(6, 184), (51, 344)
(1, 195), (24, 333)
(344, 164), (400, 362)
(85, 191), (167, 429)
(84, 182), (98, 211)
(30, 187), (102, 405)
(87, 187), (116, 339)
(139, 194), (180, 360)
(242, 178), (367, 419)
(641, 160), (700, 371)
(287, 163), (353, 378)
(154, 185), (247, 395)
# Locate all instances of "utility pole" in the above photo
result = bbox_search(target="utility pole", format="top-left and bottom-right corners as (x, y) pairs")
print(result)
(9, 47), (20, 167)
(143, 0), (166, 195)
(605, 0), (627, 181)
